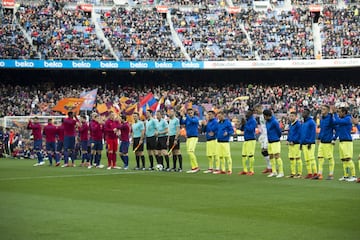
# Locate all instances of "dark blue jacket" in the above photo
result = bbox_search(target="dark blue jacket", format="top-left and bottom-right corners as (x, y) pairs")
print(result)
(333, 113), (352, 141)
(241, 115), (256, 141)
(266, 116), (281, 142)
(216, 119), (234, 142)
(318, 113), (335, 143)
(180, 115), (199, 137)
(300, 117), (316, 145)
(287, 120), (301, 144)
(205, 118), (218, 141)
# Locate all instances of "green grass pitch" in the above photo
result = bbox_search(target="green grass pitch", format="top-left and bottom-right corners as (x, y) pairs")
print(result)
(0, 141), (359, 240)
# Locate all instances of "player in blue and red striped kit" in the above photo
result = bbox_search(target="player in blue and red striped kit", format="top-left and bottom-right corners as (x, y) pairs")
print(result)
(27, 117), (44, 166)
(89, 113), (104, 168)
(78, 115), (90, 167)
(116, 115), (131, 170)
(43, 118), (60, 166)
(62, 112), (78, 167)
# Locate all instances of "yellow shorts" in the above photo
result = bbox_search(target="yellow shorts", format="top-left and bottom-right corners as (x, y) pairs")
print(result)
(186, 137), (198, 153)
(268, 141), (281, 155)
(317, 142), (334, 159)
(288, 144), (300, 159)
(242, 140), (256, 156)
(339, 141), (353, 160)
(217, 142), (231, 158)
(302, 144), (315, 161)
(206, 140), (217, 157)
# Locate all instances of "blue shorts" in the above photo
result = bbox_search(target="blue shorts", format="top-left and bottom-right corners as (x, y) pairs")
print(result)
(91, 140), (103, 151)
(56, 141), (63, 152)
(64, 136), (75, 150)
(34, 140), (42, 151)
(81, 140), (88, 151)
(46, 142), (56, 152)
(119, 141), (130, 154)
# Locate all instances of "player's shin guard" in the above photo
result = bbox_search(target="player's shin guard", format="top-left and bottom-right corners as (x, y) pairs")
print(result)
(178, 154), (183, 169)
(249, 156), (254, 172)
(48, 152), (53, 165)
(188, 152), (198, 169)
(276, 158), (283, 174)
(64, 151), (69, 164)
(270, 158), (276, 173)
(305, 160), (312, 174)
(348, 160), (356, 176)
(296, 159), (302, 175)
(55, 152), (60, 164)
(342, 161), (349, 177)
(329, 157), (335, 175)
(265, 155), (271, 169)
(164, 155), (169, 169)
(173, 155), (177, 169)
(135, 156), (140, 168)
(242, 155), (248, 172)
(207, 155), (214, 170)
(157, 155), (164, 167)
(220, 157), (226, 172)
(311, 159), (317, 174)
(227, 157), (232, 172)
(123, 156), (129, 167)
(290, 160), (296, 175)
(318, 157), (324, 175)
(141, 155), (145, 168)
(215, 156), (220, 170)
(82, 153), (87, 163)
(149, 155), (154, 168)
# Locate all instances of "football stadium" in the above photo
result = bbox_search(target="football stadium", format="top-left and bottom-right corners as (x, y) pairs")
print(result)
(0, 0), (359, 239)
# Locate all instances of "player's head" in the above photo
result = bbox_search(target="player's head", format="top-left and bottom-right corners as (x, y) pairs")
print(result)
(338, 107), (348, 118)
(109, 112), (115, 120)
(48, 118), (53, 124)
(33, 116), (39, 123)
(262, 109), (272, 120)
(207, 110), (215, 120)
(155, 111), (163, 120)
(321, 105), (330, 117)
(81, 115), (87, 122)
(254, 104), (263, 114)
(217, 110), (225, 121)
(289, 111), (297, 122)
(302, 108), (311, 119)
(146, 109), (153, 118)
(68, 111), (73, 118)
(187, 108), (194, 117)
(245, 109), (253, 119)
(168, 109), (176, 118)
(133, 112), (139, 121)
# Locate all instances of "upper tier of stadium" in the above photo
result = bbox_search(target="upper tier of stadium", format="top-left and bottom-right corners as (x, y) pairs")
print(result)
(0, 0), (359, 61)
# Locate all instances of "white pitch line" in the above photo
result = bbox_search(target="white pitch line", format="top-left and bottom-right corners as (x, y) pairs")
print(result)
(0, 171), (147, 181)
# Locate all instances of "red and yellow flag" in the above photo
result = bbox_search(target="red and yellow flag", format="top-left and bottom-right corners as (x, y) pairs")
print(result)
(52, 98), (84, 115)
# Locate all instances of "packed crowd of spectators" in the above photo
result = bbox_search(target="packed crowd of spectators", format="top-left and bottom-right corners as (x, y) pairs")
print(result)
(100, 7), (184, 60)
(321, 5), (360, 59)
(1, 0), (359, 60)
(172, 8), (254, 60)
(1, 81), (359, 120)
(245, 7), (315, 60)
(16, 1), (114, 60)
(0, 8), (35, 59)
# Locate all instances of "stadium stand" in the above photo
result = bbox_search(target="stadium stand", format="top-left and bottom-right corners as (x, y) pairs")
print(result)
(0, 0), (358, 60)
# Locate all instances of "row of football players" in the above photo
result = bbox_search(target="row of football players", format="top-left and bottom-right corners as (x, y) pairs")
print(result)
(27, 109), (184, 171)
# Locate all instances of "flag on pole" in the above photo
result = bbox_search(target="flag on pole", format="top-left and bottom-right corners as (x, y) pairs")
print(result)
(139, 93), (158, 111)
(52, 98), (84, 115)
(80, 88), (98, 111)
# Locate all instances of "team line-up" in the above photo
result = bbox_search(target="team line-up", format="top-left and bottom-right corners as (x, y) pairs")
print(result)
(27, 104), (360, 183)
